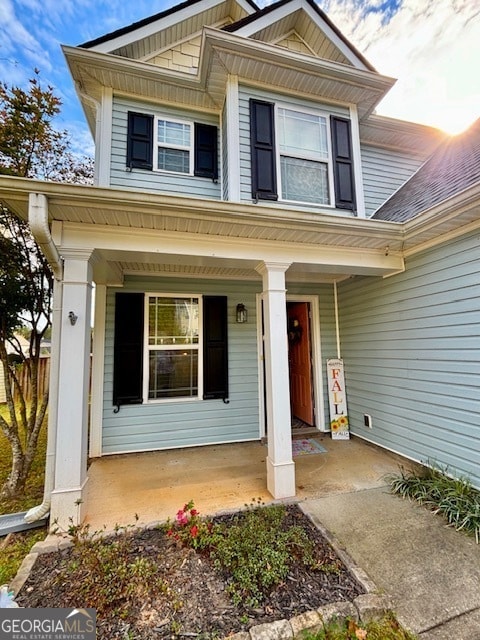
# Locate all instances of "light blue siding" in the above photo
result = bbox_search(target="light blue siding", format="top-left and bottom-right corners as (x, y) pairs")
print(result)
(361, 145), (424, 217)
(110, 97), (222, 199)
(102, 277), (339, 452)
(338, 231), (480, 486)
(103, 277), (261, 454)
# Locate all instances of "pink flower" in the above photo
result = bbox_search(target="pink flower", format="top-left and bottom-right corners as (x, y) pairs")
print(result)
(190, 509), (199, 517)
(190, 525), (199, 538)
(177, 508), (190, 524)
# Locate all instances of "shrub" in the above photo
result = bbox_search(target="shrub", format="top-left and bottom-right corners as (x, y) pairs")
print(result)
(388, 464), (480, 543)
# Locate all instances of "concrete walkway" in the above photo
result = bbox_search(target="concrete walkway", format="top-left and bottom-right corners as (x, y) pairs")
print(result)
(302, 487), (480, 639)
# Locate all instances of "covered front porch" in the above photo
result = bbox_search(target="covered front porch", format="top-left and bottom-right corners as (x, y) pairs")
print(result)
(83, 435), (411, 532)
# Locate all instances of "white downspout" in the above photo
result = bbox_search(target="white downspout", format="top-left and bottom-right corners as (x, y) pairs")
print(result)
(333, 280), (341, 359)
(25, 193), (63, 523)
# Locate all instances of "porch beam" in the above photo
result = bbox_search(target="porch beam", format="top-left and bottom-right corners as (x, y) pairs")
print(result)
(59, 223), (405, 277)
(256, 261), (296, 499)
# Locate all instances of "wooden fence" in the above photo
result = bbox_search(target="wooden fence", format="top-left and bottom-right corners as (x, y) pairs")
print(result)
(2, 357), (51, 404)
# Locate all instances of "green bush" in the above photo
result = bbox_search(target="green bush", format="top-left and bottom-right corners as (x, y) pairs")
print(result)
(167, 500), (331, 608)
(388, 464), (480, 543)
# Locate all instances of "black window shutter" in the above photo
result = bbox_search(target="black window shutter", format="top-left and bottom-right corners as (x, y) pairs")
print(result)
(126, 112), (153, 170)
(113, 292), (144, 409)
(250, 99), (278, 201)
(194, 123), (218, 180)
(203, 296), (229, 401)
(331, 116), (356, 211)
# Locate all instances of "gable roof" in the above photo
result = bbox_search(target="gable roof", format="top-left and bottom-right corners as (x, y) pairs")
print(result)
(223, 0), (376, 71)
(80, 0), (258, 50)
(373, 119), (480, 222)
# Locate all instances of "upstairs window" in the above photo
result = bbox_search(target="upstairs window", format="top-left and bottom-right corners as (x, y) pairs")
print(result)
(277, 108), (331, 205)
(249, 100), (356, 211)
(155, 119), (193, 174)
(126, 111), (218, 180)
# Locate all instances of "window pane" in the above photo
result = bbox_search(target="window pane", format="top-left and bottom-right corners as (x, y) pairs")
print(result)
(280, 156), (329, 204)
(278, 109), (328, 160)
(158, 148), (190, 173)
(149, 350), (198, 399)
(157, 120), (190, 147)
(149, 297), (199, 346)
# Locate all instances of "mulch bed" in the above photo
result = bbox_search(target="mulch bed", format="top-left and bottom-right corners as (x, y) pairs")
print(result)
(16, 504), (365, 639)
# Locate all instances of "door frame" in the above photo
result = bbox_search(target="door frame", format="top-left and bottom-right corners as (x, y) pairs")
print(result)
(256, 293), (326, 437)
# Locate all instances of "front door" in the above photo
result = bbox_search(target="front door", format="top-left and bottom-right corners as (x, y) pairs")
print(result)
(287, 302), (314, 426)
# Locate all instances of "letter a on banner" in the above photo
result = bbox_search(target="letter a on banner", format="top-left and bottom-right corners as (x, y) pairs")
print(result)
(326, 358), (349, 440)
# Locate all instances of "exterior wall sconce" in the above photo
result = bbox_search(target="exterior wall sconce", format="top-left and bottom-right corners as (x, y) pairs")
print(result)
(68, 311), (78, 326)
(236, 303), (247, 323)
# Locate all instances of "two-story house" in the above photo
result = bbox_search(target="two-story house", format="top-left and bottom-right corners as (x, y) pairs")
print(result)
(0, 0), (478, 528)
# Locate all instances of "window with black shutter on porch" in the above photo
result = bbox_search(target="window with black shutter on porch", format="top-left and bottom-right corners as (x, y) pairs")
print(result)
(112, 293), (228, 407)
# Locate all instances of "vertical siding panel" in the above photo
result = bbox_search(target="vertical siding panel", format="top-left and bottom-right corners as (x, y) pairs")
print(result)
(338, 232), (480, 486)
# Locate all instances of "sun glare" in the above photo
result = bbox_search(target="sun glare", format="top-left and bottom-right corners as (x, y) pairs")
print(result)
(430, 108), (478, 136)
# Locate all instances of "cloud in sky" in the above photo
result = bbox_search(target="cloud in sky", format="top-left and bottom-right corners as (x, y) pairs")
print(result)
(1, 0), (479, 158)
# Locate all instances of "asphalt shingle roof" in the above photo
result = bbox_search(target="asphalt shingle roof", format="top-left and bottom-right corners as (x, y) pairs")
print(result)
(373, 118), (480, 222)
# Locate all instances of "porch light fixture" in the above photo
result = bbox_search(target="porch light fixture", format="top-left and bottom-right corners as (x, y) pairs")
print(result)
(68, 311), (78, 326)
(236, 303), (247, 324)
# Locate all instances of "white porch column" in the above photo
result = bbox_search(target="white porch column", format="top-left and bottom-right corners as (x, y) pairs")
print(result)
(256, 261), (295, 499)
(50, 250), (93, 528)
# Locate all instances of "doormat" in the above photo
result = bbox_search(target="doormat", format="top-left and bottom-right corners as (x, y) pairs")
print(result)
(292, 438), (327, 456)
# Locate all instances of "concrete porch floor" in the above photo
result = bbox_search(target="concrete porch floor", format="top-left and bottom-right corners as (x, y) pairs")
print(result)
(83, 435), (414, 531)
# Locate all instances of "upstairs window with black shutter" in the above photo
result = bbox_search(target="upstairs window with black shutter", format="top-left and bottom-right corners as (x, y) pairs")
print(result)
(249, 101), (356, 210)
(126, 111), (218, 180)
(331, 116), (356, 211)
(250, 99), (278, 201)
(194, 123), (218, 180)
(126, 112), (153, 170)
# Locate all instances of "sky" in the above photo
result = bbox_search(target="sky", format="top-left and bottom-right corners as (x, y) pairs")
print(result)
(1, 0), (479, 158)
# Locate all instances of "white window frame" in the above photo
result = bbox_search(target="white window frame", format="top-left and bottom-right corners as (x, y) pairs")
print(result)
(153, 116), (194, 175)
(275, 104), (335, 207)
(143, 293), (203, 403)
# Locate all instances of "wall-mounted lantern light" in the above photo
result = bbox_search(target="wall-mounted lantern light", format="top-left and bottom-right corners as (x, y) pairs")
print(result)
(68, 311), (78, 326)
(236, 303), (247, 324)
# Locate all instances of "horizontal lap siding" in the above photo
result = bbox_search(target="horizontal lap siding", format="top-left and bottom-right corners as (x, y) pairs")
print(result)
(338, 231), (480, 486)
(361, 145), (424, 217)
(110, 97), (221, 199)
(102, 277), (261, 454)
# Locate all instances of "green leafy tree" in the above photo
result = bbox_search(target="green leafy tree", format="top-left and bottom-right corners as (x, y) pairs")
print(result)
(0, 70), (93, 499)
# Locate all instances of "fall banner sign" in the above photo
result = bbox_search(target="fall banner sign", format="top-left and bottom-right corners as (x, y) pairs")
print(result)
(326, 358), (349, 440)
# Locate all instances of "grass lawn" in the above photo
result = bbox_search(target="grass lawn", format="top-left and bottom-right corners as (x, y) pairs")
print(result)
(0, 403), (48, 585)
